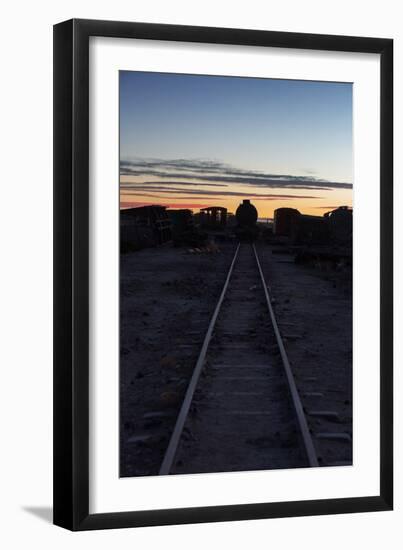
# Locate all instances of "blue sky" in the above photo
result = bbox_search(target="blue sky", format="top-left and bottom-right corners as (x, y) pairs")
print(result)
(119, 71), (352, 216)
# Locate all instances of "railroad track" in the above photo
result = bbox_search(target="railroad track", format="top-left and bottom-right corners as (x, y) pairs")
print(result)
(159, 243), (319, 475)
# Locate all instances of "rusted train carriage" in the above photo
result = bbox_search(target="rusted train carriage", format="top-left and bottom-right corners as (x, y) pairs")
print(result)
(120, 205), (172, 252)
(324, 206), (353, 244)
(273, 206), (352, 245)
(167, 208), (206, 247)
(235, 199), (259, 241)
(198, 206), (228, 229)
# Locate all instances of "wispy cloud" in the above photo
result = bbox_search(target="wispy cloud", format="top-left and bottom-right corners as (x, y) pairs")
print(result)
(120, 201), (210, 209)
(120, 158), (352, 191)
(121, 180), (227, 188)
(313, 205), (352, 209)
(122, 189), (319, 200)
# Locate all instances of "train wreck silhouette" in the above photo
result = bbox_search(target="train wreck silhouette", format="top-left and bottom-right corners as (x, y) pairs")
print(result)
(120, 199), (352, 251)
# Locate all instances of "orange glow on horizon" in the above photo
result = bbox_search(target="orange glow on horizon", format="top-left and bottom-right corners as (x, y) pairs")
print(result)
(120, 193), (352, 218)
(120, 173), (352, 218)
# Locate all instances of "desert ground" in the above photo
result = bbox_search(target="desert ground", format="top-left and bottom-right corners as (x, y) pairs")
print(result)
(120, 241), (352, 476)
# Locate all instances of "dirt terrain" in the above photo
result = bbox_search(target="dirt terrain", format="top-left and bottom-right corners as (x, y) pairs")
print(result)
(257, 245), (352, 466)
(120, 241), (352, 476)
(120, 241), (236, 476)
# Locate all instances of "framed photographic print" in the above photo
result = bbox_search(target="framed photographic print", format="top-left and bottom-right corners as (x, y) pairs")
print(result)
(53, 19), (393, 530)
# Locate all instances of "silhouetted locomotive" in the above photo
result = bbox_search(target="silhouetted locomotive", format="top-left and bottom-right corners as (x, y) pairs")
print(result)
(273, 206), (352, 245)
(235, 199), (259, 241)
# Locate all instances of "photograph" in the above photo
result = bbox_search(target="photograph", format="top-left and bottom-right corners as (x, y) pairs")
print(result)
(0, 0), (396, 540)
(119, 70), (353, 477)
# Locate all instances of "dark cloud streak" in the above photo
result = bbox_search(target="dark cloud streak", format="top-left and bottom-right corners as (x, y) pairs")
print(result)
(121, 180), (227, 188)
(123, 189), (319, 200)
(120, 158), (352, 190)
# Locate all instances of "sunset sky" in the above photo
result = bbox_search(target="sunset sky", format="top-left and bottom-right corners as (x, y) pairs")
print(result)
(120, 71), (352, 218)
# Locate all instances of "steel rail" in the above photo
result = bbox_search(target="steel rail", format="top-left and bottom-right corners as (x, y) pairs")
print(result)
(253, 244), (319, 467)
(159, 243), (241, 475)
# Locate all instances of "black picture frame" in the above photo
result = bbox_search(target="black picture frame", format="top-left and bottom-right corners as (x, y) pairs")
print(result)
(53, 18), (393, 531)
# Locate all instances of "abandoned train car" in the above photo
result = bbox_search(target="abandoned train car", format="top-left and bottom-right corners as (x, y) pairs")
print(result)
(324, 206), (353, 244)
(273, 208), (300, 237)
(235, 199), (259, 241)
(273, 206), (352, 245)
(167, 208), (207, 247)
(120, 205), (172, 252)
(197, 206), (228, 229)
